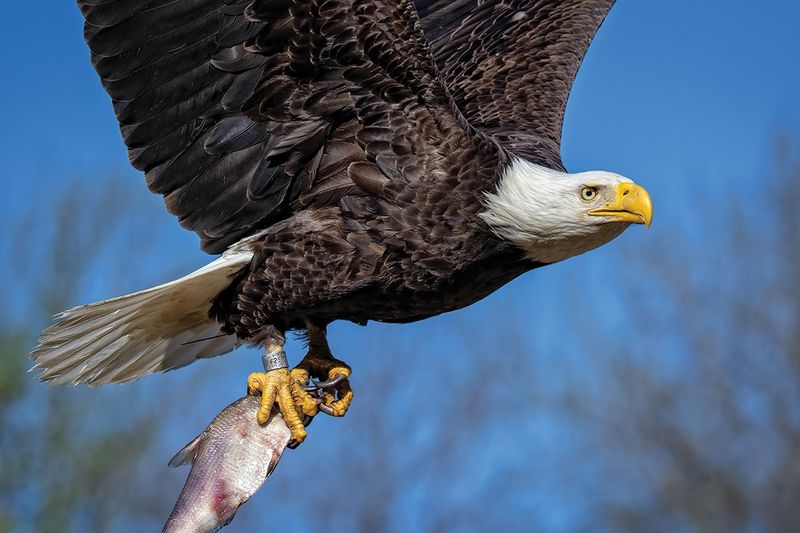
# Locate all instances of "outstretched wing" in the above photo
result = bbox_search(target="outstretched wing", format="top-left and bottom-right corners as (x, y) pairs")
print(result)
(417, 0), (616, 170)
(80, 0), (488, 253)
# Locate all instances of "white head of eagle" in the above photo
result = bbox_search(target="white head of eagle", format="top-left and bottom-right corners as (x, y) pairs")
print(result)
(481, 158), (653, 264)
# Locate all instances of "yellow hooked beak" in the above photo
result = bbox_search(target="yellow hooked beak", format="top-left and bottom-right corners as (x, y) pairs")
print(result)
(588, 183), (653, 228)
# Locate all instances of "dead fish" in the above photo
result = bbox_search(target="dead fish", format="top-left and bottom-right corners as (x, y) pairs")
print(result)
(163, 396), (291, 533)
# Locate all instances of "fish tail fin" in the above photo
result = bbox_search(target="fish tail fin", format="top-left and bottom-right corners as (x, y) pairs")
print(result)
(30, 249), (253, 386)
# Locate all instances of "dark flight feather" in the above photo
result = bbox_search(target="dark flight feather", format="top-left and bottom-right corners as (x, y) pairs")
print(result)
(79, 0), (502, 253)
(418, 0), (616, 169)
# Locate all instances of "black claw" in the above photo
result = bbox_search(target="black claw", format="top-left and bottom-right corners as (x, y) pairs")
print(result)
(313, 373), (347, 389)
(318, 403), (335, 416)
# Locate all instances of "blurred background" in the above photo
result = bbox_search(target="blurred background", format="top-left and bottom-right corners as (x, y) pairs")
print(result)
(2, 1), (800, 531)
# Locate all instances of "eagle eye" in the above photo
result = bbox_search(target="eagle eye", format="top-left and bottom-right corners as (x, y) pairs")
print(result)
(580, 186), (599, 201)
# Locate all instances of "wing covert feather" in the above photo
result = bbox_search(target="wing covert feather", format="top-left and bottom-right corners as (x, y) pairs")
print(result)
(79, 0), (489, 253)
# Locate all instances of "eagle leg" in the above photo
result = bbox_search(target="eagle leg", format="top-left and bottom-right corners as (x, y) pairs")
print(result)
(246, 335), (318, 445)
(293, 320), (353, 418)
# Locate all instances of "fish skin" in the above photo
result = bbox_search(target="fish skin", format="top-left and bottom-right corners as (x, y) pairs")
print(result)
(163, 396), (292, 533)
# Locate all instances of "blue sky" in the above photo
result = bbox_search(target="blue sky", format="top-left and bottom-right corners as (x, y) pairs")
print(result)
(1, 0), (799, 530)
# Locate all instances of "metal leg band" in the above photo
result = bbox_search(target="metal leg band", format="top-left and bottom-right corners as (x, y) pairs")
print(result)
(262, 349), (288, 372)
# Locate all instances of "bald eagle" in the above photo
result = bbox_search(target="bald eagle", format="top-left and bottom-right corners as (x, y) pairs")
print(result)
(33, 0), (651, 444)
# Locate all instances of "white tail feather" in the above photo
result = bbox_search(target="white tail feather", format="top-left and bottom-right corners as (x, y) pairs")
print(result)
(30, 249), (253, 386)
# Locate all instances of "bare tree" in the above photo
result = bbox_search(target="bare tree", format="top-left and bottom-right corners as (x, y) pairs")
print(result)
(0, 178), (184, 532)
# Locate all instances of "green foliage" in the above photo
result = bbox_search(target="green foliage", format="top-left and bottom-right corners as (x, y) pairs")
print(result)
(0, 330), (28, 404)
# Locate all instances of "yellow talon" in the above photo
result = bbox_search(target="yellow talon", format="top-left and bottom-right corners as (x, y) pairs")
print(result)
(328, 366), (351, 379)
(290, 367), (310, 383)
(320, 367), (353, 417)
(298, 321), (354, 420)
(247, 369), (310, 443)
(289, 368), (319, 417)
